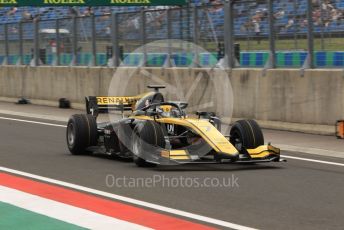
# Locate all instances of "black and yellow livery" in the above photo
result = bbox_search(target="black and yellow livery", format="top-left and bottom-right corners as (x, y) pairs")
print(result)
(66, 85), (284, 167)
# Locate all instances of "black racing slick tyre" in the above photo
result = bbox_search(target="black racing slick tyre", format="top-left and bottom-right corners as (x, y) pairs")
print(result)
(230, 120), (264, 150)
(131, 121), (165, 167)
(67, 114), (98, 155)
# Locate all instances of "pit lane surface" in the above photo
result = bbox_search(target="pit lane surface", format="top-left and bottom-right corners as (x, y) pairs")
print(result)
(0, 114), (343, 230)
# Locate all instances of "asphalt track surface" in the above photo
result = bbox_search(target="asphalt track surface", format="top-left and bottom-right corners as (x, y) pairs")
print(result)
(1, 114), (344, 230)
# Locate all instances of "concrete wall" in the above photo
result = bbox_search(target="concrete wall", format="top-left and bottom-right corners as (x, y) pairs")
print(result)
(0, 66), (343, 126)
(230, 69), (344, 126)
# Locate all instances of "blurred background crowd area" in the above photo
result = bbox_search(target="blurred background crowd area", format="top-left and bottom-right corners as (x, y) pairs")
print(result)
(1, 0), (344, 35)
(0, 0), (343, 68)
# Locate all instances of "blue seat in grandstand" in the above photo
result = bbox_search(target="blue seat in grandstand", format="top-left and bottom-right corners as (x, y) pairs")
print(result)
(45, 54), (53, 65)
(255, 52), (265, 66)
(147, 53), (167, 67)
(7, 55), (15, 65)
(133, 54), (141, 66)
(241, 53), (251, 67)
(82, 53), (92, 65)
(123, 53), (142, 66)
(60, 53), (72, 66)
(316, 52), (327, 67)
(198, 53), (218, 66)
(97, 54), (107, 66)
(172, 53), (194, 67)
(23, 55), (32, 65)
(284, 53), (294, 67)
(300, 52), (308, 65)
(76, 54), (82, 65)
(200, 53), (211, 66)
(334, 52), (344, 67)
(172, 54), (184, 66)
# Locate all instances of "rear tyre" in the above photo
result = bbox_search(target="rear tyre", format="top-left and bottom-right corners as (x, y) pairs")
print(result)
(131, 121), (165, 167)
(67, 114), (98, 155)
(230, 120), (264, 150)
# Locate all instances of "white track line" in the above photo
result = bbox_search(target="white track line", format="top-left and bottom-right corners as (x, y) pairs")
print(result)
(278, 144), (343, 159)
(0, 186), (151, 230)
(0, 109), (68, 122)
(0, 116), (65, 128)
(281, 155), (344, 167)
(0, 167), (256, 230)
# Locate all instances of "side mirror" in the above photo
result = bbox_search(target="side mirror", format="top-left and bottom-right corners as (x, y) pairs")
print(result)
(147, 85), (166, 92)
(196, 111), (216, 119)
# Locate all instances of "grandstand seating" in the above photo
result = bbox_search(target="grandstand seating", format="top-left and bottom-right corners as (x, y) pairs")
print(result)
(0, 1), (343, 67)
(1, 1), (344, 39)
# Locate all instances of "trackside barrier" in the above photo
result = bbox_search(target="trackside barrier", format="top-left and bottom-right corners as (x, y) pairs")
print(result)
(0, 66), (344, 126)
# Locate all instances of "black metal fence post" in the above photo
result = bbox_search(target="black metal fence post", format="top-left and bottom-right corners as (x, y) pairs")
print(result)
(267, 0), (276, 68)
(33, 20), (40, 66)
(140, 9), (147, 67)
(224, 0), (234, 68)
(56, 19), (61, 66)
(91, 14), (97, 66)
(71, 16), (78, 66)
(111, 12), (120, 67)
(18, 22), (23, 65)
(192, 6), (199, 67)
(293, 0), (298, 50)
(4, 24), (9, 65)
(164, 8), (172, 67)
(305, 0), (315, 69)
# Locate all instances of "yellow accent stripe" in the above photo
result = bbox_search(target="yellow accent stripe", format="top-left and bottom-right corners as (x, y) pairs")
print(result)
(160, 150), (190, 160)
(247, 145), (280, 156)
(169, 150), (188, 156)
(161, 150), (170, 158)
(170, 156), (190, 160)
(249, 151), (274, 159)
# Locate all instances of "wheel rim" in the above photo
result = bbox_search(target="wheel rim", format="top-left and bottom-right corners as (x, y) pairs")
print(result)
(67, 123), (75, 147)
(132, 133), (141, 157)
(231, 130), (243, 151)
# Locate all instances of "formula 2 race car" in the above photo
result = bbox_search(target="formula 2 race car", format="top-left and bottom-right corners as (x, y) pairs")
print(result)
(66, 85), (283, 167)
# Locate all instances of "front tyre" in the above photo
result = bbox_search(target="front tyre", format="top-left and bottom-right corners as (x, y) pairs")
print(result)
(230, 120), (264, 151)
(131, 121), (165, 167)
(67, 114), (98, 155)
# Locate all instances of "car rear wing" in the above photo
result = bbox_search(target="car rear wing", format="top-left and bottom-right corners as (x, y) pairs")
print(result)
(336, 120), (344, 139)
(85, 96), (140, 117)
